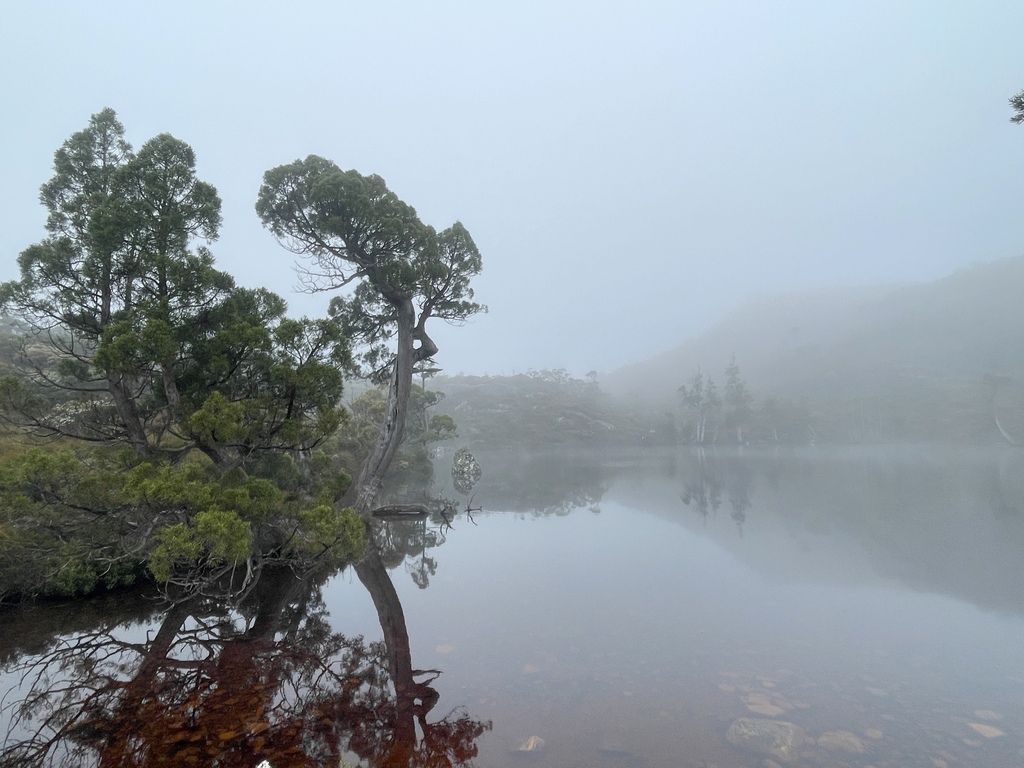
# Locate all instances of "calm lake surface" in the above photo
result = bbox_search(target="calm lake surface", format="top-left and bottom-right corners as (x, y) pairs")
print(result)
(2, 445), (1024, 767)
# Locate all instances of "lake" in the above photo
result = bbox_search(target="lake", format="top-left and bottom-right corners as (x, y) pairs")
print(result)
(2, 445), (1023, 767)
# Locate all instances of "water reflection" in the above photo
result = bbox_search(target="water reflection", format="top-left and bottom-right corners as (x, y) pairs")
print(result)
(375, 515), (448, 591)
(353, 531), (491, 767)
(627, 445), (1024, 617)
(1, 524), (489, 767)
(679, 449), (753, 533)
(467, 450), (608, 516)
(6, 446), (1024, 767)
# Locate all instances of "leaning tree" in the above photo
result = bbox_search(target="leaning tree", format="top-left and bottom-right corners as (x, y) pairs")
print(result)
(256, 158), (484, 514)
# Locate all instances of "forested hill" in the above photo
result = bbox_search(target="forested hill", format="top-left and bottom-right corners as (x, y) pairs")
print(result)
(604, 255), (1024, 409)
(431, 257), (1024, 448)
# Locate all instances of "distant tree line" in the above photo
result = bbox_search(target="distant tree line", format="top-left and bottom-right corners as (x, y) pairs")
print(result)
(677, 357), (815, 445)
(428, 358), (1020, 450)
(430, 365), (818, 449)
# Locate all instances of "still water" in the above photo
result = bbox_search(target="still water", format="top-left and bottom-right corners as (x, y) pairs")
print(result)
(2, 445), (1023, 767)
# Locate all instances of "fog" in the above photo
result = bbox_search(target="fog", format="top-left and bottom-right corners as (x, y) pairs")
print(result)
(3, 1), (1023, 376)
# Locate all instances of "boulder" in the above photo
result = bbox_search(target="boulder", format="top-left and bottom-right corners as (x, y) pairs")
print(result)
(725, 718), (805, 764)
(817, 730), (866, 753)
(452, 448), (482, 495)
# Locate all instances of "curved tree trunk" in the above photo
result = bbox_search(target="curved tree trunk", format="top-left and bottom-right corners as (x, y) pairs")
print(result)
(343, 298), (417, 515)
(342, 296), (439, 516)
(355, 536), (439, 760)
(106, 372), (153, 460)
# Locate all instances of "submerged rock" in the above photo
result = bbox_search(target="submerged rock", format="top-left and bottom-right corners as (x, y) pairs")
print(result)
(968, 722), (1005, 738)
(817, 730), (866, 753)
(973, 709), (1003, 721)
(515, 735), (545, 752)
(452, 448), (482, 495)
(725, 718), (805, 764)
(743, 691), (789, 717)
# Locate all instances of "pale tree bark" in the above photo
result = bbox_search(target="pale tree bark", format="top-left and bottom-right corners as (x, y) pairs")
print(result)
(342, 297), (438, 515)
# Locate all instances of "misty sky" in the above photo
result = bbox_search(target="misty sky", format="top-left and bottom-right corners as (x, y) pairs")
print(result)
(3, 1), (1023, 376)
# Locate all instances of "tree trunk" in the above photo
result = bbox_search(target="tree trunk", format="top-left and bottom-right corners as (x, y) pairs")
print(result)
(355, 536), (438, 756)
(342, 297), (418, 515)
(106, 373), (152, 459)
(162, 364), (181, 411)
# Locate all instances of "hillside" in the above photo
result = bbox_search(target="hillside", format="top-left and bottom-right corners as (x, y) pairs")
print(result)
(603, 282), (894, 403)
(605, 255), (1024, 401)
(603, 255), (1024, 443)
(431, 370), (657, 449)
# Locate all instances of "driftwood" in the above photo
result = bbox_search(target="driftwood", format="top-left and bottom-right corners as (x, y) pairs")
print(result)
(371, 504), (430, 520)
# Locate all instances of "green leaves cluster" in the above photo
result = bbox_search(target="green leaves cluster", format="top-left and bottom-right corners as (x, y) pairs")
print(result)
(255, 156), (484, 379)
(0, 444), (364, 601)
(1, 110), (350, 470)
(0, 110), (368, 599)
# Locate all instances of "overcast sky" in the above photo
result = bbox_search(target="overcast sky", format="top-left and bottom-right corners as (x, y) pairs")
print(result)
(3, 1), (1024, 376)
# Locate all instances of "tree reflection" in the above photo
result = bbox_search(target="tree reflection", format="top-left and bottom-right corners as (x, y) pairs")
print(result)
(679, 449), (753, 533)
(2, 529), (490, 767)
(680, 449), (723, 523)
(724, 453), (754, 535)
(468, 452), (608, 516)
(373, 517), (447, 591)
(353, 538), (489, 766)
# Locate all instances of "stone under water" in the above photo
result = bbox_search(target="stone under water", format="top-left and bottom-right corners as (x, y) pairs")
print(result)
(451, 447), (482, 495)
(968, 723), (1005, 738)
(725, 718), (806, 764)
(817, 729), (866, 753)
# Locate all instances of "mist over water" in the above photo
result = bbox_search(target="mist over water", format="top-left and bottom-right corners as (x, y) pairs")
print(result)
(369, 445), (1024, 766)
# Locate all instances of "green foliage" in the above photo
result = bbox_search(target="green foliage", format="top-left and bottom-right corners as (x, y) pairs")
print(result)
(0, 375), (47, 421)
(293, 504), (365, 559)
(426, 413), (458, 442)
(146, 506), (261, 586)
(2, 110), (349, 469)
(148, 524), (204, 583)
(334, 389), (389, 467)
(0, 111), (374, 600)
(186, 390), (245, 445)
(0, 442), (364, 600)
(1011, 89), (1024, 124)
(256, 156), (484, 379)
(0, 446), (140, 601)
(196, 508), (252, 563)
